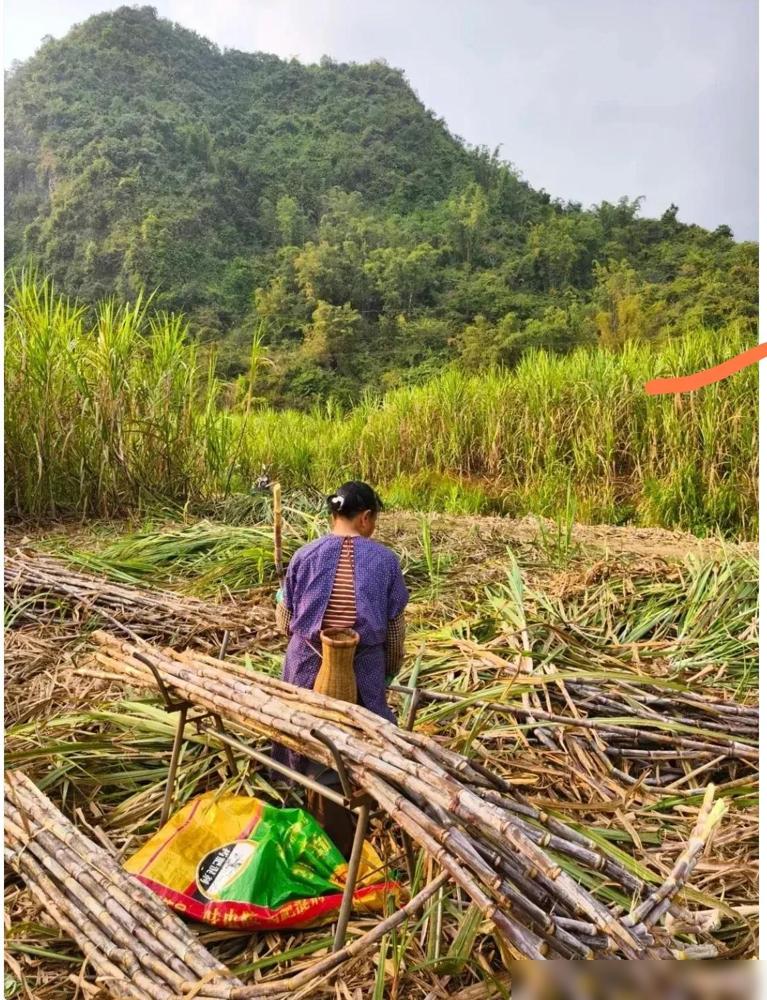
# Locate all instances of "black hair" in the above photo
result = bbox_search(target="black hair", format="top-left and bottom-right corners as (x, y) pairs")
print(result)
(326, 481), (384, 518)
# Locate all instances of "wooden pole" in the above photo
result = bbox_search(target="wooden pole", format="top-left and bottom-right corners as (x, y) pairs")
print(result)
(272, 483), (283, 585)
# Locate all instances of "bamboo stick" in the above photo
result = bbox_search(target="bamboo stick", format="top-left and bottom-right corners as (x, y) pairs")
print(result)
(272, 482), (283, 584)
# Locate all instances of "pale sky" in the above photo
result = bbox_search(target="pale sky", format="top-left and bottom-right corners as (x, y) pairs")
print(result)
(3, 0), (759, 239)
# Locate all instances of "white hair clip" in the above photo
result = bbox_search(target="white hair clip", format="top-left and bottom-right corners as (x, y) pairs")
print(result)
(331, 495), (345, 509)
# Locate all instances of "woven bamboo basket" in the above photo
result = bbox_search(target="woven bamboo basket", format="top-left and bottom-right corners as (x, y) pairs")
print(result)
(313, 628), (359, 703)
(309, 628), (360, 857)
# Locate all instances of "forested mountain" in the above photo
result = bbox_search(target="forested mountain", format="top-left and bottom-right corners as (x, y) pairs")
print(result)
(5, 5), (757, 406)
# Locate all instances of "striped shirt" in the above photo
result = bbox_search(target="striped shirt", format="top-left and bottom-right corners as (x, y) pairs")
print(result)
(321, 536), (357, 630)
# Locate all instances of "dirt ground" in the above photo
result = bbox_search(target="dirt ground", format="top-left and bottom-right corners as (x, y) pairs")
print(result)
(381, 510), (755, 562)
(373, 510), (755, 608)
(7, 508), (753, 561)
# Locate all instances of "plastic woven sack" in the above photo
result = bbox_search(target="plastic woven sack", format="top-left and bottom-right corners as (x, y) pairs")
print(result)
(124, 793), (400, 929)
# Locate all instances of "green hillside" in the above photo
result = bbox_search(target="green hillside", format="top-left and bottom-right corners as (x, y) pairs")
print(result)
(5, 5), (757, 406)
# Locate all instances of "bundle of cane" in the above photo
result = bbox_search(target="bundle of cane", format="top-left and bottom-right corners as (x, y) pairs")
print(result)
(4, 550), (276, 650)
(4, 770), (242, 1000)
(390, 677), (758, 790)
(90, 632), (729, 961)
(428, 560), (758, 801)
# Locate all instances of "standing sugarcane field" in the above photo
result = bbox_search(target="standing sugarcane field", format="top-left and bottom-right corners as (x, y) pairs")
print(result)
(2, 4), (760, 997)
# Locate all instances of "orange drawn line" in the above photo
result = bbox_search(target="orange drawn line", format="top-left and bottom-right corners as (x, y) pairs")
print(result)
(644, 342), (767, 395)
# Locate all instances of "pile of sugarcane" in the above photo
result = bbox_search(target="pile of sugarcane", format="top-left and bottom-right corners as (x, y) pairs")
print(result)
(402, 551), (758, 801)
(392, 672), (757, 794)
(4, 550), (277, 650)
(4, 771), (242, 1000)
(91, 632), (728, 961)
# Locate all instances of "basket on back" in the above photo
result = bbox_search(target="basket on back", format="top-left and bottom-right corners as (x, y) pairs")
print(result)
(308, 627), (360, 858)
(313, 628), (359, 703)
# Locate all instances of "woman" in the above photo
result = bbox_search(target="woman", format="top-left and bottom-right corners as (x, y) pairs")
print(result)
(274, 481), (408, 767)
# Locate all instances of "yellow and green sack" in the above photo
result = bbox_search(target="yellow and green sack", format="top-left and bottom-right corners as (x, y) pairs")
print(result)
(124, 793), (400, 929)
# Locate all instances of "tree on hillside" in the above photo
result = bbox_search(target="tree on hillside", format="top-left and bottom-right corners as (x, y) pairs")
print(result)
(3, 4), (756, 409)
(301, 300), (362, 374)
(592, 261), (651, 347)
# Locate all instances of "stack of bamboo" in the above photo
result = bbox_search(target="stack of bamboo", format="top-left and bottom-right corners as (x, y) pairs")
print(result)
(92, 632), (728, 961)
(4, 550), (276, 650)
(4, 770), (242, 999)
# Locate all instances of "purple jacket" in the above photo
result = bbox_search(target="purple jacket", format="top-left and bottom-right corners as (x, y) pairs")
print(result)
(281, 534), (409, 722)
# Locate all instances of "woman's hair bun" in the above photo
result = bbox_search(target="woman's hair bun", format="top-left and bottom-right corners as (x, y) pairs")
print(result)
(326, 481), (383, 517)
